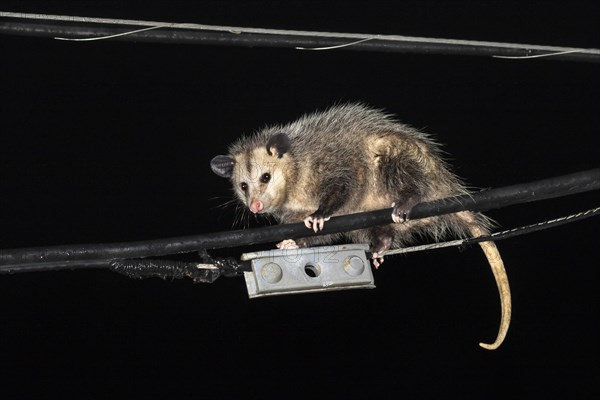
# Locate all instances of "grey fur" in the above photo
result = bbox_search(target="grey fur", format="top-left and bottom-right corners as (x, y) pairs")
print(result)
(223, 103), (491, 249)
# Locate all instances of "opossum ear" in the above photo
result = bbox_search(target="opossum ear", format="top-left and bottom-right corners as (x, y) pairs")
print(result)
(210, 155), (235, 178)
(266, 133), (291, 158)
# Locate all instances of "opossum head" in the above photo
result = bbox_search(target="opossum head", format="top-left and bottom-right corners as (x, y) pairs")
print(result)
(211, 133), (292, 215)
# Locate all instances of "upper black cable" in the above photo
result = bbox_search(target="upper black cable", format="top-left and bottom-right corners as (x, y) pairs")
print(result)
(1, 12), (599, 62)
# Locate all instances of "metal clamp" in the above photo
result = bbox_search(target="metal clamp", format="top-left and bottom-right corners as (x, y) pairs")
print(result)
(241, 244), (375, 298)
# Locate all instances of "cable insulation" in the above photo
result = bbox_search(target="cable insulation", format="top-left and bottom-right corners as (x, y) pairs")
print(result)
(0, 168), (598, 273)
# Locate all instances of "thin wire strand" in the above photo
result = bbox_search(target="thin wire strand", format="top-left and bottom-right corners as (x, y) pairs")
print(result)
(295, 37), (374, 50)
(379, 206), (600, 257)
(54, 24), (169, 41)
(492, 49), (582, 59)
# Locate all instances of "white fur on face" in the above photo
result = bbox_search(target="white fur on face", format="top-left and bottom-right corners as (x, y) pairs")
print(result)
(232, 147), (288, 214)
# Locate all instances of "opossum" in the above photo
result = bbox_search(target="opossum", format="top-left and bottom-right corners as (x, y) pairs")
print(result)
(210, 103), (511, 350)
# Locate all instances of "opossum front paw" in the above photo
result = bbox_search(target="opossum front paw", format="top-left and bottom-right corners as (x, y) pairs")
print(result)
(391, 199), (418, 223)
(303, 214), (331, 233)
(276, 239), (299, 249)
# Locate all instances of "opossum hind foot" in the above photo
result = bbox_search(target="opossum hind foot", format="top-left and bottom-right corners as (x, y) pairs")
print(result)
(276, 239), (299, 249)
(369, 226), (394, 269)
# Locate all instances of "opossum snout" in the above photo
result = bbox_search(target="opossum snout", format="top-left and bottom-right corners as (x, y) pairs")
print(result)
(249, 199), (264, 214)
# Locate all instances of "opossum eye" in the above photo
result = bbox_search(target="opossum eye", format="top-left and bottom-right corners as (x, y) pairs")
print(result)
(240, 182), (248, 192)
(260, 173), (271, 184)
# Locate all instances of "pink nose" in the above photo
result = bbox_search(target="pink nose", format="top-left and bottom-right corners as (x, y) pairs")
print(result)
(249, 199), (264, 214)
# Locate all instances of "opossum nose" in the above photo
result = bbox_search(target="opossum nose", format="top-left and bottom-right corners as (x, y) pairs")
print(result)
(249, 199), (264, 214)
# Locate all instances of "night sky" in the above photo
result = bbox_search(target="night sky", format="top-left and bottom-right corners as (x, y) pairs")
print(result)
(1, 1), (598, 398)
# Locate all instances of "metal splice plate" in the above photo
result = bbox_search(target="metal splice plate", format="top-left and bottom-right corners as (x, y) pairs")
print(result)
(241, 244), (375, 298)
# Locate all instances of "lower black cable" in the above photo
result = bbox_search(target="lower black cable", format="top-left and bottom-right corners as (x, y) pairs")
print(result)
(0, 168), (598, 274)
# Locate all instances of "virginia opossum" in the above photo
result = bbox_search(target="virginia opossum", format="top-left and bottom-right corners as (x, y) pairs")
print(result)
(210, 103), (511, 350)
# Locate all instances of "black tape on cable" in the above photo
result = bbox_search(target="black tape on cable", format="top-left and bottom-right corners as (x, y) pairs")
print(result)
(110, 259), (221, 283)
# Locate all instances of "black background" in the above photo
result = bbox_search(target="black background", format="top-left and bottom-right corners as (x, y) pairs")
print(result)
(1, 1), (598, 398)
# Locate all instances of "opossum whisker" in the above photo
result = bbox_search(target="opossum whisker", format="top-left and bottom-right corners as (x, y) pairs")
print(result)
(212, 198), (239, 210)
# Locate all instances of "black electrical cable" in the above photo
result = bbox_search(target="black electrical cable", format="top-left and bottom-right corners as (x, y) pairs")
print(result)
(0, 168), (598, 274)
(1, 20), (599, 63)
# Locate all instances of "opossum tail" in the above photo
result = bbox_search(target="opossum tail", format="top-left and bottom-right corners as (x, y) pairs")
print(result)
(469, 223), (512, 350)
